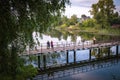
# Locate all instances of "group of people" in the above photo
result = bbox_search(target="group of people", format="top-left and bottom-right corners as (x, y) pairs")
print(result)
(47, 41), (54, 49)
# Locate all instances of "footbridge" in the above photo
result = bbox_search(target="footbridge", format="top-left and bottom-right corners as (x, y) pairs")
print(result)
(23, 41), (120, 55)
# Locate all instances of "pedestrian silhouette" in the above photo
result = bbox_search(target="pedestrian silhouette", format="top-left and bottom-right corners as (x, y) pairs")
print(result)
(47, 41), (50, 49)
(51, 41), (54, 49)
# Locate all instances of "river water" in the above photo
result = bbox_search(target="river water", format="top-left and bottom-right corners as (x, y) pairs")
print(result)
(33, 58), (120, 80)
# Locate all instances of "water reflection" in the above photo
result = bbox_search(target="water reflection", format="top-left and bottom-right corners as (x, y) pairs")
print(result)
(33, 29), (120, 51)
(91, 46), (118, 59)
(40, 29), (120, 43)
(33, 58), (120, 80)
(76, 50), (89, 61)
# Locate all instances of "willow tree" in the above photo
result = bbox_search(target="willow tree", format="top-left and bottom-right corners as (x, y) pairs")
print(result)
(0, 0), (70, 79)
(90, 0), (117, 28)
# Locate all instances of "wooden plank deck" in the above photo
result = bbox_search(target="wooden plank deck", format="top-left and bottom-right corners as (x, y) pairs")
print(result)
(22, 41), (120, 55)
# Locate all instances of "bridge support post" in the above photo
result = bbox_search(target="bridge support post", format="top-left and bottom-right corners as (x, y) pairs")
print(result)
(116, 45), (119, 57)
(73, 50), (76, 63)
(66, 50), (69, 64)
(89, 49), (91, 61)
(108, 47), (111, 58)
(43, 55), (46, 69)
(38, 55), (40, 68)
(98, 47), (101, 59)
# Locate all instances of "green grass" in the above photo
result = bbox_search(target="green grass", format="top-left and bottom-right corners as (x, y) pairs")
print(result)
(55, 24), (120, 36)
(98, 28), (120, 36)
(83, 27), (120, 36)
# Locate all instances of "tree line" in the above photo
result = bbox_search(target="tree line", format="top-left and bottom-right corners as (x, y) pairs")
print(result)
(55, 0), (120, 30)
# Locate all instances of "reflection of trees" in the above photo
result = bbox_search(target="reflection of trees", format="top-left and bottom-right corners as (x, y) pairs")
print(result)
(46, 52), (61, 65)
(44, 29), (63, 40)
(92, 34), (120, 43)
(62, 31), (69, 40)
(91, 48), (97, 57)
(91, 47), (111, 58)
(44, 28), (120, 43)
(70, 33), (76, 42)
(79, 32), (94, 40)
(100, 47), (109, 57)
(28, 55), (37, 62)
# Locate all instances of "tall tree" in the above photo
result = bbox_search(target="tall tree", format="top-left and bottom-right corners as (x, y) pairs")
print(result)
(69, 14), (78, 25)
(90, 0), (117, 28)
(61, 16), (69, 25)
(0, 0), (70, 79)
(57, 15), (69, 25)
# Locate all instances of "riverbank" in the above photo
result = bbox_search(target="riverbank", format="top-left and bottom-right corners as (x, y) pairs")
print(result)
(55, 26), (120, 36)
(82, 27), (120, 36)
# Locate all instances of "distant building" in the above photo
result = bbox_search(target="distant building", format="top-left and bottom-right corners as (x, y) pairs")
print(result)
(81, 14), (90, 22)
(77, 15), (90, 23)
(112, 24), (120, 28)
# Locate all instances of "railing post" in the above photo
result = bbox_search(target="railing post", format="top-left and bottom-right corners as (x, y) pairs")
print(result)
(66, 41), (67, 47)
(74, 42), (76, 49)
(90, 42), (92, 48)
(38, 55), (40, 69)
(116, 45), (119, 57)
(98, 47), (101, 59)
(43, 55), (46, 69)
(73, 50), (76, 63)
(66, 50), (69, 64)
(83, 42), (84, 49)
(57, 42), (58, 48)
(63, 44), (65, 51)
(89, 49), (91, 61)
(41, 44), (42, 53)
(108, 47), (110, 58)
(28, 46), (30, 54)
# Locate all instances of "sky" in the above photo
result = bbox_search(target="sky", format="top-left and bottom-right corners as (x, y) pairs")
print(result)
(64, 0), (120, 18)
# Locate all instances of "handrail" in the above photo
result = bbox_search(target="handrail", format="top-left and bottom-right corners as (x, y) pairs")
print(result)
(28, 41), (92, 50)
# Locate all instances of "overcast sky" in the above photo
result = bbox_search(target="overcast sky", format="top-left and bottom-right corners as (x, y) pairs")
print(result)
(64, 0), (120, 18)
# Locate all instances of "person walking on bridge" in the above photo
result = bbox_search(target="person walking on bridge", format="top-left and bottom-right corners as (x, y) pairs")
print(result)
(47, 41), (50, 49)
(93, 37), (96, 44)
(51, 40), (54, 49)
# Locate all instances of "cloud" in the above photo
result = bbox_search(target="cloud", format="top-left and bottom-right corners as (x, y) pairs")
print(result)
(70, 0), (98, 7)
(64, 0), (120, 18)
(115, 6), (120, 14)
(70, 0), (98, 3)
(64, 0), (98, 18)
(114, 0), (120, 14)
(64, 6), (91, 18)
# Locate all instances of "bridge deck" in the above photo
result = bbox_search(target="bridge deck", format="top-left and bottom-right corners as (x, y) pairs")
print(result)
(23, 41), (120, 55)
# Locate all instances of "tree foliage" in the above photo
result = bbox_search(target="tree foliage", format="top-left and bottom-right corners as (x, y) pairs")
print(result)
(0, 0), (70, 79)
(82, 18), (97, 28)
(69, 14), (78, 25)
(110, 12), (120, 25)
(90, 0), (119, 28)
